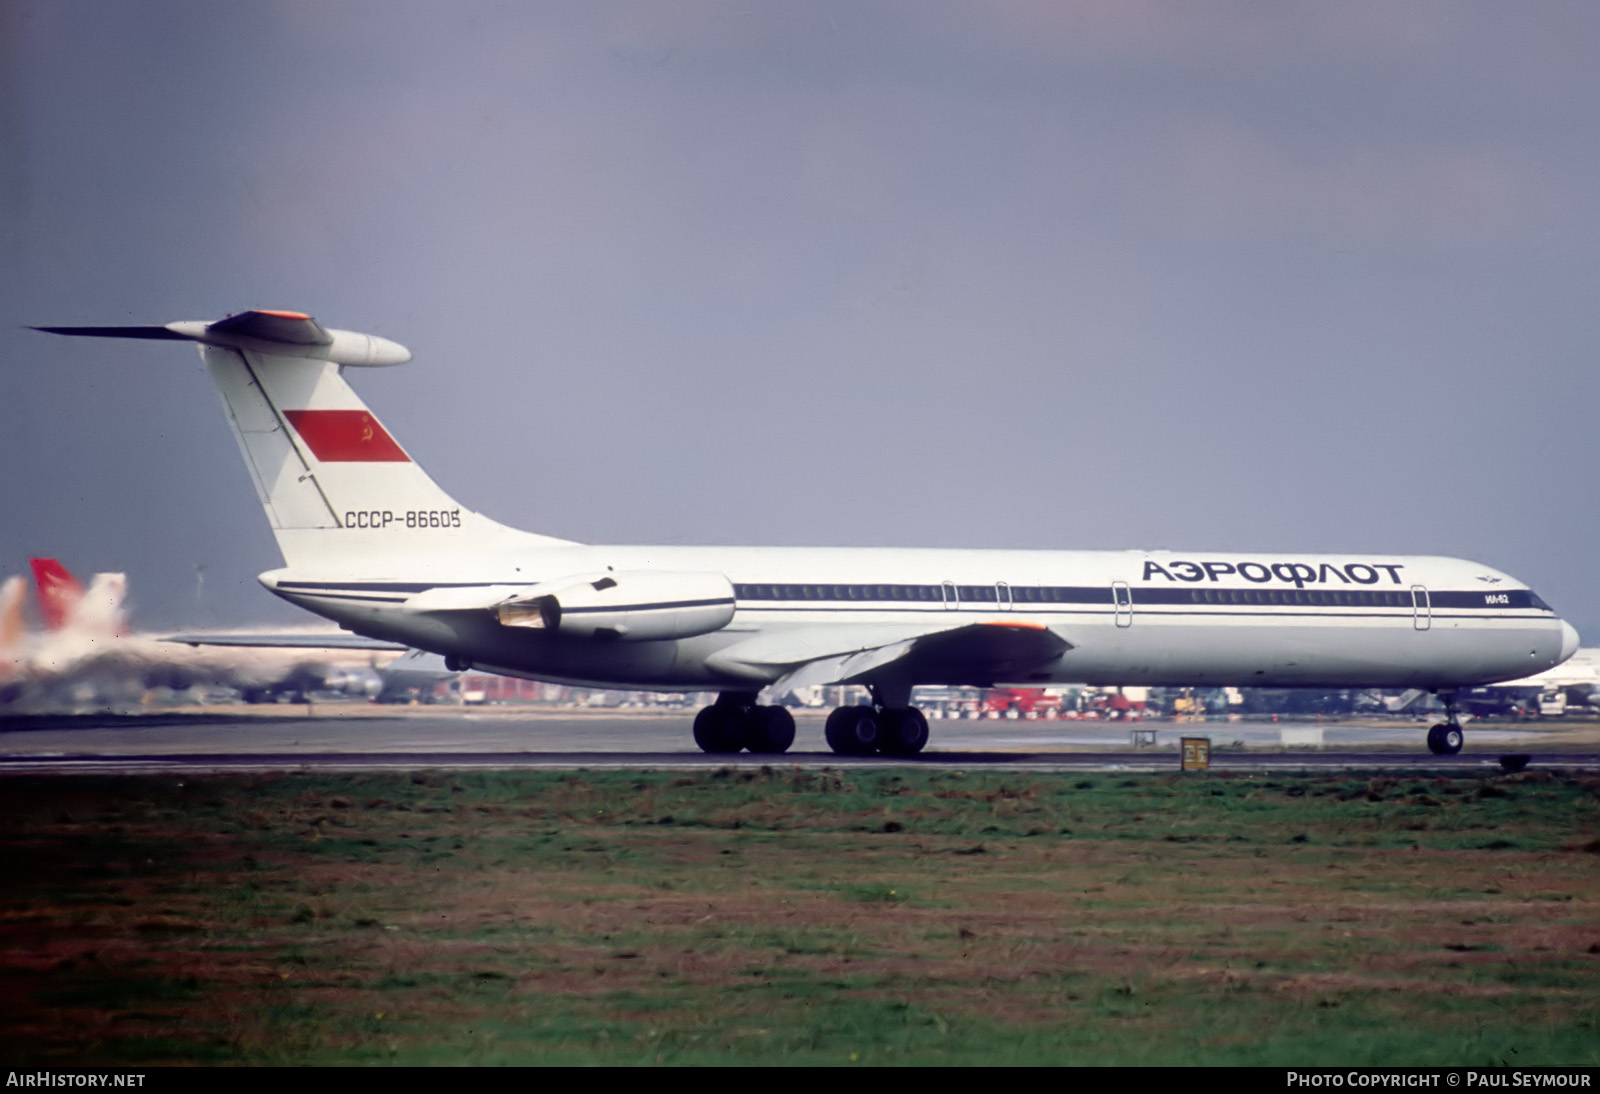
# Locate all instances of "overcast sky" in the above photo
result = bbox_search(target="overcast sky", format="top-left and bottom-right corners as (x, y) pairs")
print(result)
(3, 1), (1597, 640)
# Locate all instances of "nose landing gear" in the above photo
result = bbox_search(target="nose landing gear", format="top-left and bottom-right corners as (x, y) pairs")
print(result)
(1426, 689), (1464, 755)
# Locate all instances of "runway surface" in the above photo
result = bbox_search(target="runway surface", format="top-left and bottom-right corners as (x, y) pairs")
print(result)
(2, 706), (1597, 774)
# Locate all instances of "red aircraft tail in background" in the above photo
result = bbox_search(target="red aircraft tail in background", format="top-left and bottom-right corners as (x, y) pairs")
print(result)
(29, 558), (84, 631)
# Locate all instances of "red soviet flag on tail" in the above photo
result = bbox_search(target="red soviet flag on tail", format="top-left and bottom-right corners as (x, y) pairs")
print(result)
(283, 410), (409, 462)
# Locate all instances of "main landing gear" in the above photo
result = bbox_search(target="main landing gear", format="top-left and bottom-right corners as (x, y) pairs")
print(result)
(821, 679), (930, 757)
(823, 705), (930, 756)
(1427, 689), (1465, 755)
(692, 694), (796, 755)
(690, 686), (933, 757)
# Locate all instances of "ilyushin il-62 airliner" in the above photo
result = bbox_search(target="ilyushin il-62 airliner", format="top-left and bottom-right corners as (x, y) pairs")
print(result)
(38, 312), (1580, 756)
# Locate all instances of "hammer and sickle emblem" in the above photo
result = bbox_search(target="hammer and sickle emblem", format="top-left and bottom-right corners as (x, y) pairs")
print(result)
(361, 416), (374, 444)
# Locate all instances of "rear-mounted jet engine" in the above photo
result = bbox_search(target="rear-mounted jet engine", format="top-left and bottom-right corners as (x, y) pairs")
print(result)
(496, 571), (736, 641)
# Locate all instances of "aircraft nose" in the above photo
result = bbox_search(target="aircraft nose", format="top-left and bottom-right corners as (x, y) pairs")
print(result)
(1559, 621), (1580, 663)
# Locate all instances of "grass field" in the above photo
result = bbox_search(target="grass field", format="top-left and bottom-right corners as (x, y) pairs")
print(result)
(1, 767), (1596, 1066)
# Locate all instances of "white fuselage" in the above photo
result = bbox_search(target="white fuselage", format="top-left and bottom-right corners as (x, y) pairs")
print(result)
(262, 544), (1578, 693)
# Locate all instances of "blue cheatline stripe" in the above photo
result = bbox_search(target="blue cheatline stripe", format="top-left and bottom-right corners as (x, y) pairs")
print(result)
(733, 605), (1547, 622)
(727, 583), (1551, 612)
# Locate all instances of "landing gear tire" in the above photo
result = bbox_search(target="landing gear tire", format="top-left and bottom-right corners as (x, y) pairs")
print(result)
(693, 705), (746, 754)
(1427, 722), (1463, 755)
(879, 707), (929, 757)
(825, 705), (881, 756)
(746, 706), (796, 755)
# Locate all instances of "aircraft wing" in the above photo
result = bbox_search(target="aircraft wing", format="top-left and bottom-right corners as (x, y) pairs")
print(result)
(163, 632), (408, 651)
(1477, 648), (1599, 689)
(707, 620), (1071, 695)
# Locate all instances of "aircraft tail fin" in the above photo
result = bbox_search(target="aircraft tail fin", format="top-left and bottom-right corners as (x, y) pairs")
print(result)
(28, 558), (83, 631)
(28, 559), (126, 637)
(37, 312), (575, 569)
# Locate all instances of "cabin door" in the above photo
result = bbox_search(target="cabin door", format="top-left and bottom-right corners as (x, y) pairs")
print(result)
(1113, 581), (1133, 628)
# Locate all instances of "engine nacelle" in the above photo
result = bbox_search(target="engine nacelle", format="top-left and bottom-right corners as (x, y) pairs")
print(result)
(496, 570), (736, 641)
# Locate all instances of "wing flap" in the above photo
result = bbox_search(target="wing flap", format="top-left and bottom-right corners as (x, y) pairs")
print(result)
(770, 638), (922, 696)
(713, 620), (1071, 693)
(898, 621), (1070, 682)
(705, 623), (953, 680)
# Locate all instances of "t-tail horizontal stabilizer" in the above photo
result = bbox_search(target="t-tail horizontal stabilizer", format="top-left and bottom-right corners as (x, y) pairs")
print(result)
(33, 309), (411, 367)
